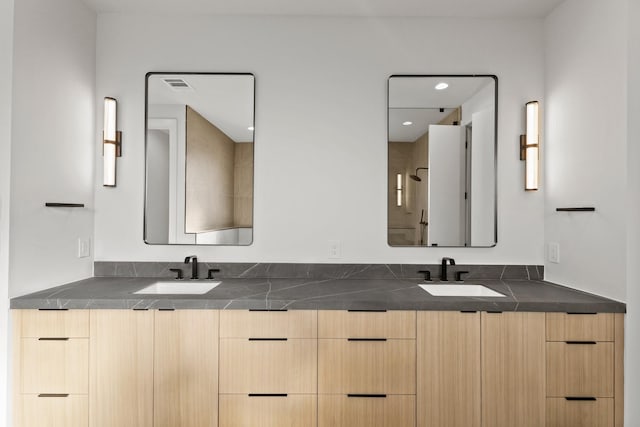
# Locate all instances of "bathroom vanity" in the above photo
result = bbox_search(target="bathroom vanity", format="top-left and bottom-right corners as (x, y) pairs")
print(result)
(10, 273), (625, 427)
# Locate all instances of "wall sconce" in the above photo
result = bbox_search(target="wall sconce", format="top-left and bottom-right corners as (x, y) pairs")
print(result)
(396, 173), (403, 207)
(103, 97), (122, 187)
(520, 101), (539, 191)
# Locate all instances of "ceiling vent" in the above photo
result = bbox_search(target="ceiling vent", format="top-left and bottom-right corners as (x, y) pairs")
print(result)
(163, 78), (193, 91)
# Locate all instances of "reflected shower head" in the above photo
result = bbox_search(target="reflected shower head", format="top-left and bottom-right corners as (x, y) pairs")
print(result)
(410, 167), (428, 182)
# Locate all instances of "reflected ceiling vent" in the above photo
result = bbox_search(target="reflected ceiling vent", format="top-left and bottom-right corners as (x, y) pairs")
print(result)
(163, 78), (193, 92)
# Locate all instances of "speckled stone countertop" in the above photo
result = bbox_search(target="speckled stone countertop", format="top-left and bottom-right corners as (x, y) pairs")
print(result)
(10, 276), (626, 313)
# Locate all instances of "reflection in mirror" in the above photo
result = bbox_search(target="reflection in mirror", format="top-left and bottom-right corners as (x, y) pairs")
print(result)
(388, 75), (497, 247)
(145, 73), (254, 245)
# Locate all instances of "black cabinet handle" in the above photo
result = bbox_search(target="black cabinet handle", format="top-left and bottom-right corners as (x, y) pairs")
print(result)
(347, 309), (387, 313)
(347, 338), (387, 342)
(566, 341), (597, 345)
(565, 397), (597, 401)
(347, 394), (387, 398)
(249, 309), (288, 312)
(38, 394), (69, 398)
(248, 338), (288, 341)
(38, 337), (69, 341)
(248, 394), (288, 397)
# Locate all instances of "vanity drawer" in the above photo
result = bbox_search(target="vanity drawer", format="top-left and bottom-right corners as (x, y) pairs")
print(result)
(219, 394), (316, 427)
(546, 313), (614, 342)
(318, 338), (415, 394)
(219, 310), (317, 338)
(219, 338), (317, 393)
(19, 394), (88, 427)
(318, 394), (415, 427)
(546, 397), (613, 427)
(21, 338), (89, 394)
(546, 342), (614, 397)
(19, 310), (89, 338)
(318, 310), (415, 339)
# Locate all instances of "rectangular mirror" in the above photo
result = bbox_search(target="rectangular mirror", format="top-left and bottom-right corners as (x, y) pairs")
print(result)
(388, 75), (497, 247)
(145, 72), (255, 245)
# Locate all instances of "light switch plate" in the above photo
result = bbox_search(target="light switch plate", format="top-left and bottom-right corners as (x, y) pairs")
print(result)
(78, 238), (91, 258)
(548, 242), (560, 264)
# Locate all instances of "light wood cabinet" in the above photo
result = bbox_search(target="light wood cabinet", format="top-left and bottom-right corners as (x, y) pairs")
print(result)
(417, 311), (480, 427)
(219, 338), (317, 394)
(545, 312), (624, 427)
(12, 310), (90, 427)
(219, 394), (317, 427)
(318, 310), (415, 338)
(89, 310), (153, 427)
(220, 309), (317, 338)
(318, 394), (415, 427)
(481, 312), (546, 427)
(154, 310), (219, 427)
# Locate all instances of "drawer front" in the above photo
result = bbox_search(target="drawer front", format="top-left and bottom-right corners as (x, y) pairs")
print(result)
(19, 394), (88, 427)
(318, 394), (415, 427)
(219, 338), (317, 393)
(547, 398), (614, 427)
(547, 342), (614, 397)
(546, 313), (614, 342)
(19, 310), (89, 338)
(318, 339), (415, 394)
(21, 338), (89, 394)
(318, 310), (415, 339)
(219, 310), (317, 338)
(219, 394), (316, 427)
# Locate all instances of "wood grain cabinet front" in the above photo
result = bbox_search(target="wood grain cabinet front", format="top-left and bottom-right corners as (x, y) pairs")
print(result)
(546, 398), (614, 427)
(318, 394), (415, 427)
(219, 394), (317, 427)
(12, 310), (90, 427)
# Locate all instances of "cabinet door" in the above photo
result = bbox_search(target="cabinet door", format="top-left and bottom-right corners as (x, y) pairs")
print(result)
(20, 395), (88, 427)
(318, 394), (415, 427)
(89, 310), (153, 427)
(481, 312), (545, 427)
(220, 394), (316, 427)
(154, 310), (219, 427)
(417, 311), (480, 427)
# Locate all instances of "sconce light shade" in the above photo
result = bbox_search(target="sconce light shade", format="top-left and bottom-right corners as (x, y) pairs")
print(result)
(520, 101), (540, 191)
(103, 97), (121, 187)
(396, 173), (403, 207)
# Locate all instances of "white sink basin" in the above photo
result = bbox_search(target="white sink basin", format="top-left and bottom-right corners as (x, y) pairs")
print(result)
(134, 281), (221, 295)
(419, 284), (505, 297)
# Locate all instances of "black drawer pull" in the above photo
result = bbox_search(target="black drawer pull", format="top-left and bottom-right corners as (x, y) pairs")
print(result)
(38, 394), (69, 398)
(460, 310), (477, 313)
(566, 341), (597, 345)
(248, 394), (288, 397)
(37, 309), (68, 311)
(248, 338), (288, 341)
(348, 338), (387, 342)
(347, 394), (387, 398)
(38, 338), (69, 341)
(486, 311), (503, 314)
(347, 309), (387, 312)
(565, 397), (597, 401)
(249, 309), (288, 312)
(567, 312), (597, 315)
(158, 308), (175, 311)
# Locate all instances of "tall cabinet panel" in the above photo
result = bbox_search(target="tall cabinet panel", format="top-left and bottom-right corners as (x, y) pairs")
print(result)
(417, 311), (481, 427)
(154, 310), (219, 427)
(481, 312), (546, 427)
(89, 310), (154, 427)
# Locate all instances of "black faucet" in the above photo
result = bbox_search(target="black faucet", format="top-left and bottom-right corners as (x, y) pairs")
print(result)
(184, 255), (199, 280)
(440, 257), (456, 281)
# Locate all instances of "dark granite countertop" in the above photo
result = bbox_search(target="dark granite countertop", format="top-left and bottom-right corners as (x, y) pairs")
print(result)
(10, 276), (626, 313)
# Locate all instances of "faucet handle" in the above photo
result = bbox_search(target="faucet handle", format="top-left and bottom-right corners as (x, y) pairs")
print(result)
(207, 269), (221, 280)
(169, 268), (183, 280)
(417, 270), (432, 282)
(455, 271), (469, 282)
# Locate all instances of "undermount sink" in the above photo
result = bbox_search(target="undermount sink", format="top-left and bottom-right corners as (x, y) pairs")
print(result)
(419, 284), (505, 297)
(134, 281), (221, 295)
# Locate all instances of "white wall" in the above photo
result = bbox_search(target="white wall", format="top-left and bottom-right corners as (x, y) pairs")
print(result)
(9, 0), (97, 298)
(625, 0), (640, 423)
(544, 0), (628, 301)
(95, 15), (545, 264)
(0, 0), (14, 421)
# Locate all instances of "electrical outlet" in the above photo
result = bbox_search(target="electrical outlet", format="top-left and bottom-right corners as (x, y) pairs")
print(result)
(78, 238), (91, 258)
(548, 242), (560, 264)
(328, 240), (342, 259)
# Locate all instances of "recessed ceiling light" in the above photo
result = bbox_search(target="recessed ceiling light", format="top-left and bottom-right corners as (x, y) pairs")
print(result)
(435, 82), (449, 90)
(248, 126), (254, 131)
(402, 121), (413, 126)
